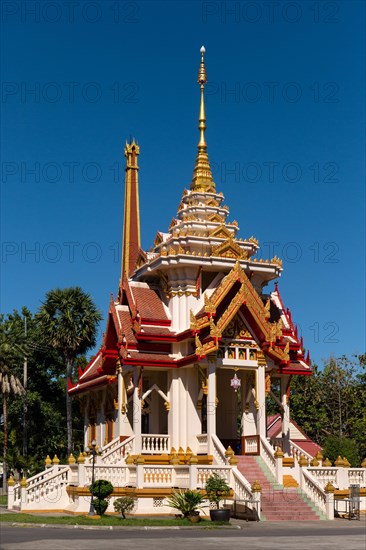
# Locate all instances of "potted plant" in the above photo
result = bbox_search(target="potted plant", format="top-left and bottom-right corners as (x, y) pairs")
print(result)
(166, 489), (205, 521)
(205, 473), (231, 522)
(113, 496), (136, 518)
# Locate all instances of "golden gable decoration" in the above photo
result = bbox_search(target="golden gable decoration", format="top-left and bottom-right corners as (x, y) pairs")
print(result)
(212, 237), (248, 260)
(154, 232), (163, 247)
(208, 213), (225, 223)
(222, 315), (252, 340)
(209, 224), (233, 240)
(191, 261), (289, 363)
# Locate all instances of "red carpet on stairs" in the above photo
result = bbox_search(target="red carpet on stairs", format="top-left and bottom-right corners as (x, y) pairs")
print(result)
(236, 455), (322, 520)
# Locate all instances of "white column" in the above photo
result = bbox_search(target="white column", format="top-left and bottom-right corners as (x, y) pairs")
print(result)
(207, 362), (216, 453)
(179, 369), (187, 450)
(97, 389), (106, 447)
(168, 370), (180, 450)
(83, 395), (89, 449)
(186, 367), (201, 453)
(133, 368), (142, 454)
(241, 372), (257, 443)
(257, 364), (266, 439)
(280, 375), (290, 454)
(117, 366), (123, 437)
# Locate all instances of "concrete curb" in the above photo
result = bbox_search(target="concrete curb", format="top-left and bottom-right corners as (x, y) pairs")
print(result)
(2, 522), (241, 531)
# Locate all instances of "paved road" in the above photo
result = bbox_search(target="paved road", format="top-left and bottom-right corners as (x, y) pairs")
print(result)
(1, 521), (365, 550)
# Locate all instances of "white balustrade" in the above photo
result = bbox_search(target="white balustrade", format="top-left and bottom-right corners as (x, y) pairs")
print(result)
(211, 434), (228, 465)
(143, 467), (172, 486)
(231, 467), (253, 501)
(196, 466), (231, 487)
(260, 436), (276, 476)
(307, 467), (338, 488)
(289, 440), (314, 461)
(102, 435), (135, 465)
(11, 466), (71, 510)
(302, 468), (327, 514)
(83, 465), (127, 487)
(244, 436), (259, 454)
(141, 434), (170, 454)
(348, 469), (365, 486)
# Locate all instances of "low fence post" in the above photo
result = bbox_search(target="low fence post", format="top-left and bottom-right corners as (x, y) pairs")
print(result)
(136, 456), (145, 488)
(189, 455), (198, 489)
(298, 455), (309, 491)
(325, 482), (335, 520)
(7, 476), (15, 509)
(251, 480), (261, 521)
(20, 476), (27, 511)
(274, 447), (284, 485)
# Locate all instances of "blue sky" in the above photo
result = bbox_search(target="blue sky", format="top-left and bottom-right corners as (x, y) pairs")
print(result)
(1, 0), (365, 365)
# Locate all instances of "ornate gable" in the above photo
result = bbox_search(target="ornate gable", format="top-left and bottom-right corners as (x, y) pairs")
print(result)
(209, 224), (233, 240)
(212, 237), (248, 260)
(208, 213), (225, 223)
(222, 315), (252, 340)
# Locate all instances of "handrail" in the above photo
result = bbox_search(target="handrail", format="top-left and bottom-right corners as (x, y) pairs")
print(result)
(289, 440), (314, 461)
(141, 434), (170, 454)
(302, 467), (327, 513)
(260, 435), (276, 475)
(211, 434), (228, 466)
(102, 435), (135, 465)
(100, 436), (121, 454)
(231, 467), (253, 501)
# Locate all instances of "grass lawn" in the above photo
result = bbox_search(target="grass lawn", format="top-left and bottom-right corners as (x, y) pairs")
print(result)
(0, 495), (7, 506)
(0, 513), (228, 527)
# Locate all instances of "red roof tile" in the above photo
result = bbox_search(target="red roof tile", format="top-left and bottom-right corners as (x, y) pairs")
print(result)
(140, 326), (173, 335)
(79, 353), (102, 382)
(292, 440), (322, 456)
(126, 351), (173, 363)
(117, 309), (137, 343)
(131, 286), (169, 321)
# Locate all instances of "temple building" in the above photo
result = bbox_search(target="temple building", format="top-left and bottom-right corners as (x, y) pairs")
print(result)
(9, 48), (364, 520)
(69, 46), (312, 458)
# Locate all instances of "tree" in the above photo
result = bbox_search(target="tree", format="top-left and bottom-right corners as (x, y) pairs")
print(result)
(290, 354), (366, 462)
(36, 287), (102, 454)
(0, 314), (25, 481)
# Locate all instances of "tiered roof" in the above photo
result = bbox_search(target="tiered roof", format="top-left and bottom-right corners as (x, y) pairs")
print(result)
(69, 48), (312, 396)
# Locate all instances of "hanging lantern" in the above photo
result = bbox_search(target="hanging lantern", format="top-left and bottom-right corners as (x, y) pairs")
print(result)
(230, 372), (241, 392)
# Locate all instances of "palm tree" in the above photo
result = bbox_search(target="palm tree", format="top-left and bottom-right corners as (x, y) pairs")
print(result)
(0, 315), (25, 482)
(37, 287), (102, 454)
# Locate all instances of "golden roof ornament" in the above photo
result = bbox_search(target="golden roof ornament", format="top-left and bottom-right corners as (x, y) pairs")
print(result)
(191, 46), (215, 192)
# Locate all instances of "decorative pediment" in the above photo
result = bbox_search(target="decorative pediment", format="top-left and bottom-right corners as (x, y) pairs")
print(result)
(222, 315), (252, 340)
(168, 218), (177, 229)
(154, 232), (163, 247)
(209, 224), (233, 240)
(212, 237), (248, 260)
(208, 213), (225, 223)
(191, 261), (289, 365)
(206, 198), (219, 207)
(135, 250), (147, 269)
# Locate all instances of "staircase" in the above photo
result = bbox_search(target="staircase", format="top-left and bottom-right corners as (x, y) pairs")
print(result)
(236, 456), (326, 521)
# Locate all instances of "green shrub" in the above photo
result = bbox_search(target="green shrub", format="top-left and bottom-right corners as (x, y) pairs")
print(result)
(166, 490), (205, 518)
(113, 497), (136, 518)
(205, 474), (231, 509)
(89, 479), (113, 516)
(92, 498), (109, 516)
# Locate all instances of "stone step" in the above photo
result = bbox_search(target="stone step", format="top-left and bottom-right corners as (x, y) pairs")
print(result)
(235, 454), (324, 521)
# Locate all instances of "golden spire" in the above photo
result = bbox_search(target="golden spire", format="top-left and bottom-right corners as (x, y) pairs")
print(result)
(191, 46), (215, 192)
